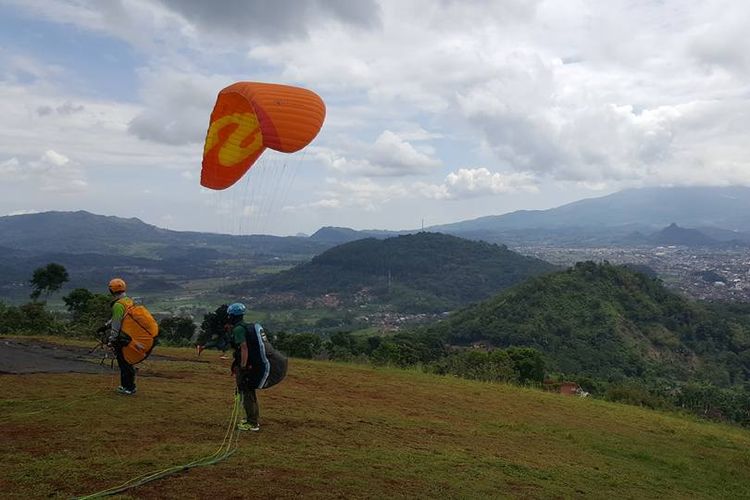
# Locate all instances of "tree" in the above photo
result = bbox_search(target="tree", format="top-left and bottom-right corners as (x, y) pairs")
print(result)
(198, 304), (229, 345)
(30, 263), (69, 301)
(63, 288), (94, 320)
(275, 332), (322, 358)
(159, 317), (197, 344)
(62, 288), (111, 334)
(506, 347), (546, 384)
(0, 301), (59, 335)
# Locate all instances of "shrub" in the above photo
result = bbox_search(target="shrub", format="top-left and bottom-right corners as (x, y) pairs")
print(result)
(429, 349), (518, 383)
(275, 332), (322, 358)
(159, 317), (197, 345)
(604, 383), (669, 410)
(0, 301), (62, 335)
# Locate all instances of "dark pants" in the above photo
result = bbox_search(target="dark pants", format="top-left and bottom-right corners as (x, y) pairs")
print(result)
(235, 370), (259, 425)
(204, 336), (229, 352)
(116, 348), (136, 391)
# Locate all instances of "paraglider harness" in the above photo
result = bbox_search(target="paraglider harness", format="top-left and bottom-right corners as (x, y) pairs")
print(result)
(90, 326), (139, 368)
(90, 325), (120, 368)
(90, 298), (159, 367)
(231, 322), (287, 391)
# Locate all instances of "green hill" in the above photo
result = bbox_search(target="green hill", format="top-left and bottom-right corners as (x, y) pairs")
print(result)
(238, 232), (558, 312)
(420, 262), (750, 386)
(1, 338), (749, 498)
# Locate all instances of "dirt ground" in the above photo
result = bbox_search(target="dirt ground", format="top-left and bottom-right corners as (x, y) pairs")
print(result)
(0, 337), (112, 374)
(0, 337), (174, 375)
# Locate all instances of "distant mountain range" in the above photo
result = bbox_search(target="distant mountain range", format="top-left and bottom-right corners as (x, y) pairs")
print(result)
(3, 186), (749, 254)
(2, 185), (749, 301)
(0, 211), (333, 301)
(0, 210), (328, 256)
(313, 186), (750, 247)
(431, 186), (750, 232)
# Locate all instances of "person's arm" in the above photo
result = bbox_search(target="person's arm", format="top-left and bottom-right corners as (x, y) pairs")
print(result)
(240, 342), (249, 368)
(107, 302), (126, 344)
(233, 324), (251, 369)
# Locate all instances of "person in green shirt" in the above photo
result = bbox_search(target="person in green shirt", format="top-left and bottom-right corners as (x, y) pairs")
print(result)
(227, 302), (266, 432)
(105, 278), (137, 395)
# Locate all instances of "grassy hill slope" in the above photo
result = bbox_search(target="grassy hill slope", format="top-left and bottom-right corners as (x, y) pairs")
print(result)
(1, 337), (749, 499)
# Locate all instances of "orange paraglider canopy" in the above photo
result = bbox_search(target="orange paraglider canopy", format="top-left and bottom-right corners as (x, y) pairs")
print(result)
(201, 82), (326, 190)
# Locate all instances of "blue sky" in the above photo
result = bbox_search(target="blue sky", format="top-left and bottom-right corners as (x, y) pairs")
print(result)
(1, 0), (749, 235)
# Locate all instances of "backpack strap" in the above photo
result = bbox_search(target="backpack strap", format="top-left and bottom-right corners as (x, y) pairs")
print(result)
(242, 322), (271, 389)
(115, 297), (134, 314)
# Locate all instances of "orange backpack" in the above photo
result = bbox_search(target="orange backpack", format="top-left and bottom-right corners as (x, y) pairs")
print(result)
(118, 298), (159, 365)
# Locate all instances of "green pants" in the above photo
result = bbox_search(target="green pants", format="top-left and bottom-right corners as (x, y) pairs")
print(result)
(236, 370), (259, 425)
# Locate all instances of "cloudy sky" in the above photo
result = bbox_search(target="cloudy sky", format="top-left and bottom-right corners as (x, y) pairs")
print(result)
(1, 1), (748, 235)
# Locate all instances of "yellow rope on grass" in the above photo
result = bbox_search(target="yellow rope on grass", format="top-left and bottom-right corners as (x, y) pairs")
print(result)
(75, 393), (243, 499)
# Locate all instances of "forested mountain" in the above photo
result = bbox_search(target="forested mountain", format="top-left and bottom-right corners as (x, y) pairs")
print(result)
(0, 210), (330, 256)
(237, 232), (558, 312)
(0, 211), (332, 301)
(420, 262), (750, 386)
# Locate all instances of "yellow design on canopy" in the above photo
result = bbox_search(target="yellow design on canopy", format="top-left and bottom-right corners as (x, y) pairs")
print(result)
(201, 82), (326, 190)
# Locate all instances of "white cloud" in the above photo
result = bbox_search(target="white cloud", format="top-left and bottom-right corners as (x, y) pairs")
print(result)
(127, 69), (227, 145)
(242, 205), (258, 216)
(285, 178), (409, 213)
(0, 157), (21, 176)
(0, 150), (88, 193)
(687, 3), (750, 76)
(370, 130), (440, 172)
(317, 130), (440, 177)
(3, 0), (750, 234)
(2, 0), (187, 52)
(283, 198), (341, 211)
(56, 101), (85, 116)
(241, 0), (750, 192)
(293, 166), (539, 212)
(43, 149), (71, 167)
(419, 168), (539, 200)
(0, 49), (67, 83)
(0, 80), (200, 172)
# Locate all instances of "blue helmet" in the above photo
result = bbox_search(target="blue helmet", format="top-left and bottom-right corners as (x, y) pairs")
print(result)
(227, 302), (247, 317)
